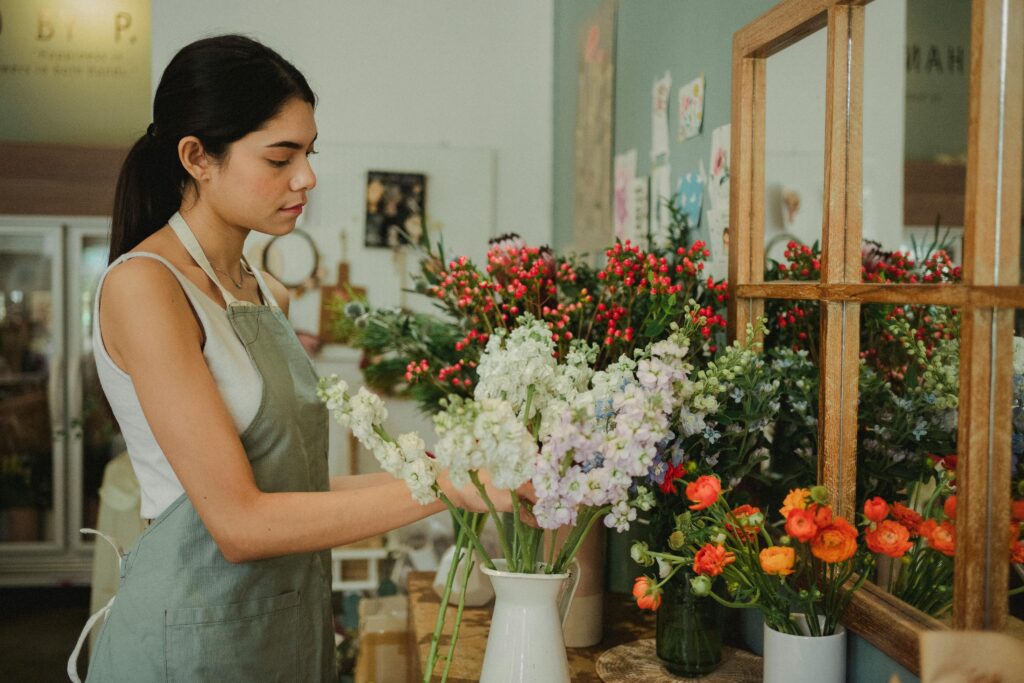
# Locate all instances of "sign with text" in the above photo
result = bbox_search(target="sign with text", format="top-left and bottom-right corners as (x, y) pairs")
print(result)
(0, 0), (150, 146)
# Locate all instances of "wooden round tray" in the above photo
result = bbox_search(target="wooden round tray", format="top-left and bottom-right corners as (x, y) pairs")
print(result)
(596, 639), (762, 682)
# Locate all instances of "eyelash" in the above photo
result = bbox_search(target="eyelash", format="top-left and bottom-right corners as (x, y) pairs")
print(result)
(268, 149), (318, 168)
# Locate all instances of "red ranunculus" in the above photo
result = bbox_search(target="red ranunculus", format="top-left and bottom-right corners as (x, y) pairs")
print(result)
(891, 502), (924, 536)
(693, 543), (736, 577)
(808, 503), (833, 528)
(944, 495), (957, 521)
(632, 576), (662, 611)
(865, 520), (913, 558)
(685, 475), (722, 511)
(785, 508), (818, 543)
(726, 504), (761, 541)
(920, 519), (956, 556)
(863, 496), (889, 524)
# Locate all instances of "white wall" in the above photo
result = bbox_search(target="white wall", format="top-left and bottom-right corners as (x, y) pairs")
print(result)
(151, 0), (554, 330)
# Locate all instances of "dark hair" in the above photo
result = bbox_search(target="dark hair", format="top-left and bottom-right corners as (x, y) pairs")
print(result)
(109, 34), (316, 263)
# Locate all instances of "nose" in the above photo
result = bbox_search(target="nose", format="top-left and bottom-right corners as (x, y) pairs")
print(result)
(290, 156), (317, 192)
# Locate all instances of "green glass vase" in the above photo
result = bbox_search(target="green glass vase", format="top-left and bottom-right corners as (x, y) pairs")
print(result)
(655, 571), (724, 677)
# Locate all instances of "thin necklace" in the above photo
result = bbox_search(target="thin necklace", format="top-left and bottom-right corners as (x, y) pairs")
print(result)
(212, 261), (251, 289)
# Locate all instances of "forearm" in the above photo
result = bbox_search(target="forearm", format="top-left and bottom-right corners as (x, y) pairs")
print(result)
(220, 478), (447, 562)
(329, 471), (396, 492)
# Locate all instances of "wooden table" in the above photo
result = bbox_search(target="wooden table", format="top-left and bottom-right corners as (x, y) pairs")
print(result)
(406, 571), (657, 683)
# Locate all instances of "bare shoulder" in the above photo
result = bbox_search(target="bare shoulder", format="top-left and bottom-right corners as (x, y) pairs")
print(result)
(100, 257), (203, 362)
(258, 270), (291, 316)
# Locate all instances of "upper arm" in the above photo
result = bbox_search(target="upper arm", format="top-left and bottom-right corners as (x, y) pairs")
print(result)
(100, 260), (260, 558)
(260, 271), (291, 316)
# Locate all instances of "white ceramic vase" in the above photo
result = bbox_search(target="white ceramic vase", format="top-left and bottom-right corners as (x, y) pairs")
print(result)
(431, 545), (494, 607)
(763, 614), (846, 683)
(478, 559), (578, 683)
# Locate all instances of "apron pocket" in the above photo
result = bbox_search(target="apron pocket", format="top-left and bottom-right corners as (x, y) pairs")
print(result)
(164, 590), (301, 682)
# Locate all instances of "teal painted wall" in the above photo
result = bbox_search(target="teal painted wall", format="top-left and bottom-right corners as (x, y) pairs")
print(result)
(553, 2), (921, 682)
(554, 0), (776, 252)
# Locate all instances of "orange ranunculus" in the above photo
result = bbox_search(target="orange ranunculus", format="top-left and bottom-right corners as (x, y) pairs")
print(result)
(891, 502), (924, 536)
(944, 495), (957, 521)
(785, 508), (819, 543)
(780, 488), (811, 518)
(865, 520), (913, 558)
(863, 496), (889, 523)
(1012, 499), (1024, 522)
(920, 519), (956, 557)
(759, 546), (796, 576)
(1012, 542), (1024, 564)
(693, 543), (736, 577)
(726, 504), (762, 541)
(810, 517), (859, 563)
(686, 475), (722, 511)
(632, 576), (662, 611)
(1011, 524), (1024, 564)
(808, 503), (833, 528)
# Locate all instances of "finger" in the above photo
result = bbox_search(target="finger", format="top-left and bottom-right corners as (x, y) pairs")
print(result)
(516, 481), (538, 505)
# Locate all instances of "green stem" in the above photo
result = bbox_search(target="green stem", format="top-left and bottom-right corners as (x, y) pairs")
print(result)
(424, 529), (467, 682)
(469, 472), (512, 564)
(440, 547), (476, 683)
(439, 494), (495, 571)
(554, 506), (608, 573)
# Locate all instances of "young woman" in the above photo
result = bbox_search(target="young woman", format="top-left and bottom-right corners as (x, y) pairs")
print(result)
(68, 35), (516, 682)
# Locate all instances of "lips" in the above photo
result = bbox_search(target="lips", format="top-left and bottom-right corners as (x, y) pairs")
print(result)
(281, 202), (305, 214)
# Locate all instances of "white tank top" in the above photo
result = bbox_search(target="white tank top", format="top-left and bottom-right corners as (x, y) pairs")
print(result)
(92, 222), (276, 518)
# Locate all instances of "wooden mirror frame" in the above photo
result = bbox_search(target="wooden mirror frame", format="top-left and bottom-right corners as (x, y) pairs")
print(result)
(728, 0), (1022, 673)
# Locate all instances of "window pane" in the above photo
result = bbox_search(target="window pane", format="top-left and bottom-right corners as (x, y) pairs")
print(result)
(858, 300), (959, 621)
(0, 233), (58, 544)
(763, 28), (826, 282)
(79, 235), (121, 535)
(861, 0), (968, 283)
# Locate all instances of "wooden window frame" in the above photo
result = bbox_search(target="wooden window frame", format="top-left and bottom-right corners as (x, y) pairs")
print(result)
(729, 0), (1022, 674)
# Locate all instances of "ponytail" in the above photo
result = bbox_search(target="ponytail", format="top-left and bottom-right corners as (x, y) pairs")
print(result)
(109, 130), (186, 264)
(108, 34), (316, 264)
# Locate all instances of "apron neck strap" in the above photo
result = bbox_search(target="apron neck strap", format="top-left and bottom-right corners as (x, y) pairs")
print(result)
(168, 211), (278, 309)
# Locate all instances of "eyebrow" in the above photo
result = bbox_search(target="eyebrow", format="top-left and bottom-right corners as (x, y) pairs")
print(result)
(265, 133), (318, 150)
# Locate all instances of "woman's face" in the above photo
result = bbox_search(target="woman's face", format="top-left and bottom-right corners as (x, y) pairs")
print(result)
(204, 97), (318, 236)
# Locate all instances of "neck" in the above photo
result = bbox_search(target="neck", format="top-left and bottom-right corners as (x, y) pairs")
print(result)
(177, 203), (249, 277)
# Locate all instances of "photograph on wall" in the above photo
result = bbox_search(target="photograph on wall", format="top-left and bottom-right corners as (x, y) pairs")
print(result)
(364, 171), (427, 248)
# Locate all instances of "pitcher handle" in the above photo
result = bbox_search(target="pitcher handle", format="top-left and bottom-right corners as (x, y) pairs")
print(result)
(557, 559), (581, 627)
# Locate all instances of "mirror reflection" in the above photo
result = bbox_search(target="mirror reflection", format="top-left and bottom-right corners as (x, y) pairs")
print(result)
(1012, 314), (1024, 628)
(862, 0), (968, 281)
(762, 298), (820, 504)
(857, 300), (959, 619)
(763, 27), (827, 278)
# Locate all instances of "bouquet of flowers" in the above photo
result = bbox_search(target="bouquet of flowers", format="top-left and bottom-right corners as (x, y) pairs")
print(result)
(319, 307), (721, 679)
(632, 480), (873, 637)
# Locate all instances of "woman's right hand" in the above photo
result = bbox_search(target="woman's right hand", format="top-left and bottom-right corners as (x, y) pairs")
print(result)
(439, 469), (538, 526)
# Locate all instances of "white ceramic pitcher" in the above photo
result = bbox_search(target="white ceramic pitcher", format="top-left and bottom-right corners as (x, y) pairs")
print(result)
(478, 559), (580, 683)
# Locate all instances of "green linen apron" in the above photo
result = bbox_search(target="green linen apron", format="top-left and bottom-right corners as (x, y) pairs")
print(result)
(69, 212), (335, 682)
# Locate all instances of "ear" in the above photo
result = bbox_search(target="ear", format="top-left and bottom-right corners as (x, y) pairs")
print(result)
(177, 136), (211, 182)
